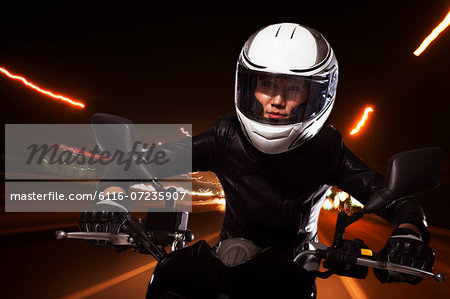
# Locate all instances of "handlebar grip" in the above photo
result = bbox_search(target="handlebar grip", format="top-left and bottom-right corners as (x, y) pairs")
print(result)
(321, 247), (369, 279)
(124, 215), (166, 261)
(324, 248), (357, 265)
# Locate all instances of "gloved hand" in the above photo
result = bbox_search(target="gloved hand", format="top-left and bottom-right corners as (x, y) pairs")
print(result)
(78, 199), (129, 251)
(374, 227), (435, 284)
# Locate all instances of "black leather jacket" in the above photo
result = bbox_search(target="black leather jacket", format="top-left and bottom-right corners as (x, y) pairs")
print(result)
(152, 115), (429, 253)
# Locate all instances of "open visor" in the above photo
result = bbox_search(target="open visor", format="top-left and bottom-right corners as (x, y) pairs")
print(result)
(236, 65), (337, 125)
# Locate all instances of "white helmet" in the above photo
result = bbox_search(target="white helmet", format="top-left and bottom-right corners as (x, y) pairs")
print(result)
(235, 23), (338, 154)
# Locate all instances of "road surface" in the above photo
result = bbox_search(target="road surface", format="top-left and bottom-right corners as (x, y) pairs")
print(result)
(1, 209), (449, 298)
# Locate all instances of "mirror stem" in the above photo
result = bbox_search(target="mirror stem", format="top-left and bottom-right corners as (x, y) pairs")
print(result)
(332, 212), (348, 248)
(362, 188), (396, 214)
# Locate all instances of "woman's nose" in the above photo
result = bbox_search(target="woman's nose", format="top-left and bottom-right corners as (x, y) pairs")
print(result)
(271, 94), (285, 107)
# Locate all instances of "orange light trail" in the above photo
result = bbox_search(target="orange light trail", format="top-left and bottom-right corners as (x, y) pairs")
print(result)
(350, 107), (373, 135)
(180, 127), (191, 137)
(414, 10), (450, 56)
(191, 175), (223, 187)
(0, 67), (85, 108)
(181, 173), (223, 187)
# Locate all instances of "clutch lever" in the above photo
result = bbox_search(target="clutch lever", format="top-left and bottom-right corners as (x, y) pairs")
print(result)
(55, 230), (132, 246)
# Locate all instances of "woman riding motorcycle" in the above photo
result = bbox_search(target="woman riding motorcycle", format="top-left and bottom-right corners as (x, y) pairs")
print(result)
(80, 23), (435, 293)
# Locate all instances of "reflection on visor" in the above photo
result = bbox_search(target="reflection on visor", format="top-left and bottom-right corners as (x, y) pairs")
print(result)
(236, 65), (336, 125)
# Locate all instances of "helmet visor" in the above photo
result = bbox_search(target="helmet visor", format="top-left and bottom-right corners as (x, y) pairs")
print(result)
(236, 65), (337, 125)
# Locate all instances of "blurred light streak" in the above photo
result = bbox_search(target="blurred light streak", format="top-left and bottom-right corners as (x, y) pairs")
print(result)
(181, 172), (223, 187)
(333, 195), (340, 209)
(180, 127), (191, 137)
(192, 189), (215, 196)
(350, 107), (373, 135)
(191, 176), (223, 187)
(339, 276), (370, 299)
(322, 199), (333, 210)
(414, 10), (450, 56)
(62, 233), (220, 299)
(0, 66), (85, 108)
(62, 261), (158, 299)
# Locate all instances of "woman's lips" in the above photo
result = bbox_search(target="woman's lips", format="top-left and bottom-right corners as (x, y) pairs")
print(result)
(266, 112), (287, 119)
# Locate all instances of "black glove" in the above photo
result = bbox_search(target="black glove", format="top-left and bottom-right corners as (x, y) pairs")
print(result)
(78, 200), (129, 251)
(374, 227), (435, 284)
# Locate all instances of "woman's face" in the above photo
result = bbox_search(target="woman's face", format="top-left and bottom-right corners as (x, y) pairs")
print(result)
(254, 76), (308, 119)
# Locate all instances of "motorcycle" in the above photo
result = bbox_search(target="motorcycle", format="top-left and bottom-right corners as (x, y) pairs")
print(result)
(56, 114), (446, 298)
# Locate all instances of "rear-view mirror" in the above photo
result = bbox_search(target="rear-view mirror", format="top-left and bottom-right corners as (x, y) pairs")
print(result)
(385, 147), (444, 199)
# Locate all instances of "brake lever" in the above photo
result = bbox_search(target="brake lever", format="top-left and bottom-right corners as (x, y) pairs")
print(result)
(356, 257), (446, 282)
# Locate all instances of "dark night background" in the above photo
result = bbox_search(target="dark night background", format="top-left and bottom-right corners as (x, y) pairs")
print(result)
(1, 1), (449, 228)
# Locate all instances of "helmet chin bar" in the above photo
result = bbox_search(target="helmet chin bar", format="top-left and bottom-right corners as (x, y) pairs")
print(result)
(236, 109), (300, 154)
(236, 98), (335, 154)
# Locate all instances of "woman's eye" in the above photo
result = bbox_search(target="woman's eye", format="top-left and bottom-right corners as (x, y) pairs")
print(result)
(261, 81), (274, 88)
(287, 86), (301, 92)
